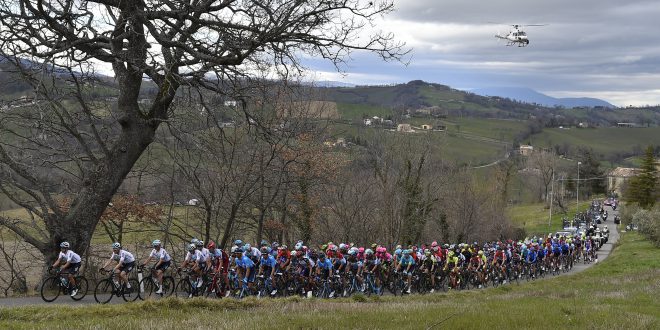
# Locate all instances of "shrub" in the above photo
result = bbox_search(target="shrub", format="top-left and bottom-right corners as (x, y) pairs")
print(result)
(631, 206), (660, 247)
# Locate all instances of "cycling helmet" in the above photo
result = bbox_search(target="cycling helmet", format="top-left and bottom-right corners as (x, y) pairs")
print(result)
(347, 249), (357, 256)
(230, 245), (238, 253)
(365, 249), (374, 255)
(339, 243), (347, 250)
(271, 242), (279, 249)
(395, 245), (402, 250)
(478, 250), (484, 256)
(424, 249), (431, 256)
(260, 239), (269, 247)
(431, 241), (438, 247)
(402, 249), (410, 255)
(112, 242), (121, 249)
(207, 241), (216, 249)
(260, 246), (269, 254)
(234, 239), (243, 246)
(152, 239), (161, 247)
(191, 238), (199, 245)
(187, 243), (196, 251)
(321, 244), (328, 251)
(330, 245), (338, 252)
(371, 243), (378, 249)
(281, 245), (288, 250)
(244, 243), (251, 252)
(395, 249), (402, 255)
(234, 247), (244, 254)
(443, 244), (449, 249)
(432, 246), (439, 252)
(358, 247), (365, 253)
(295, 242), (303, 251)
(195, 240), (204, 247)
(60, 242), (70, 248)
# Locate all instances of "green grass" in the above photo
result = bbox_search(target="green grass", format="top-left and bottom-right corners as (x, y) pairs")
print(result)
(328, 122), (506, 166)
(1, 233), (657, 329)
(508, 200), (594, 236)
(336, 102), (393, 120)
(529, 127), (660, 159)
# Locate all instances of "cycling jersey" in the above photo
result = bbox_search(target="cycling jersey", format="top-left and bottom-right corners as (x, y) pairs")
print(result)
(235, 255), (255, 269)
(399, 255), (415, 267)
(526, 250), (537, 263)
(260, 254), (277, 269)
(317, 258), (333, 271)
(59, 250), (81, 264)
(149, 248), (171, 262)
(185, 249), (203, 263)
(198, 248), (210, 264)
(111, 250), (135, 264)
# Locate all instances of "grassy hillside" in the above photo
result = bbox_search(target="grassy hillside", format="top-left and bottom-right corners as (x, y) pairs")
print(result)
(328, 123), (506, 166)
(1, 233), (656, 329)
(508, 200), (594, 236)
(529, 127), (660, 159)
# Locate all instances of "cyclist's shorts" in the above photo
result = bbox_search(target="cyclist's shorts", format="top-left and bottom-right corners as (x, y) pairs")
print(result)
(63, 262), (81, 274)
(156, 261), (171, 271)
(246, 267), (256, 283)
(119, 261), (135, 273)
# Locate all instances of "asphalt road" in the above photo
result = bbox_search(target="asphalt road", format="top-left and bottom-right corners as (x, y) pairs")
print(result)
(0, 206), (620, 308)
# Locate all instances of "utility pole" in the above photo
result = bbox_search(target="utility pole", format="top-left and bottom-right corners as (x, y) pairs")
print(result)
(548, 170), (555, 228)
(575, 161), (581, 228)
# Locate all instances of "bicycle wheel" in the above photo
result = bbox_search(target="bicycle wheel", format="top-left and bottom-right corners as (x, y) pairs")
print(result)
(122, 278), (140, 302)
(139, 278), (156, 300)
(94, 279), (114, 304)
(175, 279), (193, 298)
(40, 277), (61, 302)
(161, 276), (175, 297)
(70, 277), (88, 301)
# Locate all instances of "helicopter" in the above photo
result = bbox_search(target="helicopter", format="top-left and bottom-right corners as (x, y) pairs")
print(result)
(495, 24), (546, 47)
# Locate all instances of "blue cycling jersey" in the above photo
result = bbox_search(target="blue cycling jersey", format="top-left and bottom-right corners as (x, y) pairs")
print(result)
(317, 258), (333, 270)
(236, 255), (255, 269)
(260, 255), (276, 268)
(526, 250), (537, 263)
(400, 255), (415, 266)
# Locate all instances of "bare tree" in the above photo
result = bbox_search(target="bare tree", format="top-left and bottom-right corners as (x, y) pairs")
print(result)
(0, 0), (405, 261)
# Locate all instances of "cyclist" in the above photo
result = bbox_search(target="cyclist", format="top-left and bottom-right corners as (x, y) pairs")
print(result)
(180, 243), (203, 293)
(140, 239), (171, 294)
(491, 246), (507, 284)
(100, 242), (135, 292)
(51, 241), (81, 297)
(207, 241), (230, 294)
(397, 249), (415, 294)
(420, 249), (437, 292)
(258, 246), (278, 295)
(344, 248), (364, 292)
(234, 247), (256, 291)
(316, 253), (335, 297)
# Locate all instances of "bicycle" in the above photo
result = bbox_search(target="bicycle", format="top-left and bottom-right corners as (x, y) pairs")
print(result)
(94, 269), (139, 304)
(363, 271), (384, 296)
(40, 267), (88, 302)
(137, 265), (175, 300)
(175, 268), (206, 298)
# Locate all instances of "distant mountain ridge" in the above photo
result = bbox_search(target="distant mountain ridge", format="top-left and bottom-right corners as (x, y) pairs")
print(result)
(471, 87), (615, 108)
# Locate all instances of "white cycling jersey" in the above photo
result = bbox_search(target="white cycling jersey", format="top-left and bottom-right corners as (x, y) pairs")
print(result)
(59, 250), (81, 264)
(198, 248), (210, 263)
(111, 250), (135, 264)
(185, 249), (203, 263)
(149, 248), (171, 262)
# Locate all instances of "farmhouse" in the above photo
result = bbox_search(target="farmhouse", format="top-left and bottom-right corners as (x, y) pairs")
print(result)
(396, 124), (414, 133)
(607, 167), (639, 196)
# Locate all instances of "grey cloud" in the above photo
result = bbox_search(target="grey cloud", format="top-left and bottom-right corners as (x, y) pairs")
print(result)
(335, 0), (660, 104)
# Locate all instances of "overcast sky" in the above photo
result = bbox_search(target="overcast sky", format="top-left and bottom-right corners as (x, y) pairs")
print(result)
(304, 0), (660, 106)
